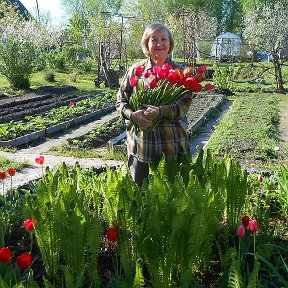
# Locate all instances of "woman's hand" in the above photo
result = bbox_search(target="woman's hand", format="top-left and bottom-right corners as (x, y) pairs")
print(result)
(131, 110), (152, 130)
(142, 104), (160, 121)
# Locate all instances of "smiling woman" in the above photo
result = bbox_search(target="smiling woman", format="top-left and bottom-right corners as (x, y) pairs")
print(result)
(116, 22), (193, 186)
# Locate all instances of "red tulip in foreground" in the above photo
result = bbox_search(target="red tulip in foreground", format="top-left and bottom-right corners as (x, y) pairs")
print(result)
(0, 247), (13, 263)
(24, 219), (36, 232)
(0, 171), (6, 180)
(258, 174), (263, 182)
(248, 219), (258, 233)
(7, 167), (16, 177)
(106, 227), (118, 241)
(16, 253), (32, 269)
(237, 225), (246, 238)
(242, 215), (250, 226)
(35, 156), (45, 165)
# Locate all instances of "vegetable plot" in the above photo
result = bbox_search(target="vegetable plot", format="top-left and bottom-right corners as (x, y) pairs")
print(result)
(0, 91), (115, 142)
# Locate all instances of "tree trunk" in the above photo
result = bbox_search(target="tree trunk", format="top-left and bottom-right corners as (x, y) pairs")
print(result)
(272, 53), (284, 91)
(100, 44), (113, 89)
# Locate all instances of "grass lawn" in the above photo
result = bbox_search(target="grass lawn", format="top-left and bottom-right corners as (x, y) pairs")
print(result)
(0, 68), (115, 96)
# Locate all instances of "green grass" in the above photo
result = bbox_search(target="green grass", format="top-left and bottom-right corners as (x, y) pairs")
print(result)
(49, 142), (127, 161)
(206, 92), (284, 162)
(0, 156), (30, 171)
(0, 68), (115, 96)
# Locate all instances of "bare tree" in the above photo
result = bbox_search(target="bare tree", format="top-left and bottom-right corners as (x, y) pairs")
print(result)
(242, 1), (288, 91)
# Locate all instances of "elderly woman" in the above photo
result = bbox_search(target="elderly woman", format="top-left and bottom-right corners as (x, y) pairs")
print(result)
(116, 23), (192, 186)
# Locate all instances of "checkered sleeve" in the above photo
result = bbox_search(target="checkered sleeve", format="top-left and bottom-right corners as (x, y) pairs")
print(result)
(115, 69), (134, 120)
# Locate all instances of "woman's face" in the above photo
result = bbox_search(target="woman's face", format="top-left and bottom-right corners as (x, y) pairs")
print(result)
(148, 29), (170, 61)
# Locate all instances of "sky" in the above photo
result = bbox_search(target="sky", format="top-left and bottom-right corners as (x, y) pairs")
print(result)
(20, 0), (68, 26)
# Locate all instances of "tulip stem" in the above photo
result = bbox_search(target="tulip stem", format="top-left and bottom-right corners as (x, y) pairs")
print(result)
(253, 234), (256, 260)
(238, 238), (241, 262)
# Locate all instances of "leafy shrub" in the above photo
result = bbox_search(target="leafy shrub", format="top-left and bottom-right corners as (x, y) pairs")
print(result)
(44, 70), (55, 82)
(46, 49), (67, 71)
(69, 73), (77, 82)
(213, 62), (236, 90)
(78, 57), (95, 72)
(0, 34), (36, 89)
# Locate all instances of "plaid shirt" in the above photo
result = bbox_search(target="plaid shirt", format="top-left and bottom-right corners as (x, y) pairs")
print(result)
(116, 58), (192, 163)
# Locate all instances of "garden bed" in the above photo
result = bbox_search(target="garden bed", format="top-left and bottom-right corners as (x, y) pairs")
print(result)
(0, 87), (116, 146)
(0, 85), (108, 123)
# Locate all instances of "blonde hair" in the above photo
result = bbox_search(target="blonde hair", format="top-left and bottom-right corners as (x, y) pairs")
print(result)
(141, 23), (174, 57)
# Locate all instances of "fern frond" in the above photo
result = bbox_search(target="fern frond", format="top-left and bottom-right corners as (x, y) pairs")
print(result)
(247, 261), (260, 288)
(133, 261), (145, 288)
(86, 215), (103, 272)
(228, 253), (243, 288)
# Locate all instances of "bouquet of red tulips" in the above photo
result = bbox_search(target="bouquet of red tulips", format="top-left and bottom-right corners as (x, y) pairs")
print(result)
(129, 63), (215, 130)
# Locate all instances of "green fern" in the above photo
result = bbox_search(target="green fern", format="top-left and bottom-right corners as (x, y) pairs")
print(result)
(247, 261), (260, 288)
(133, 261), (145, 288)
(228, 253), (243, 288)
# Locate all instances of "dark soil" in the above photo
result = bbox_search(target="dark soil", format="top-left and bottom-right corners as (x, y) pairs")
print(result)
(0, 85), (108, 123)
(186, 94), (224, 131)
(67, 117), (126, 148)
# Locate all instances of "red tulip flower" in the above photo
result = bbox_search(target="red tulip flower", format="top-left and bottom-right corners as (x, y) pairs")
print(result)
(198, 64), (207, 73)
(185, 77), (198, 89)
(248, 219), (258, 233)
(258, 174), (263, 183)
(134, 65), (144, 77)
(129, 77), (138, 87)
(35, 156), (44, 165)
(7, 167), (16, 177)
(24, 219), (36, 232)
(144, 69), (152, 78)
(193, 83), (203, 93)
(205, 83), (215, 91)
(106, 227), (118, 241)
(0, 171), (6, 180)
(16, 253), (32, 269)
(69, 101), (75, 106)
(157, 68), (167, 80)
(149, 79), (158, 89)
(152, 66), (161, 75)
(237, 225), (246, 238)
(162, 63), (172, 72)
(242, 215), (250, 226)
(167, 71), (177, 83)
(0, 247), (13, 263)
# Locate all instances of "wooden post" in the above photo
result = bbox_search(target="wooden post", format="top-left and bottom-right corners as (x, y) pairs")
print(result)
(100, 44), (112, 88)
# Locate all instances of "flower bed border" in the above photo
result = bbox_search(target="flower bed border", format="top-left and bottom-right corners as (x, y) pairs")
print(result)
(0, 106), (115, 147)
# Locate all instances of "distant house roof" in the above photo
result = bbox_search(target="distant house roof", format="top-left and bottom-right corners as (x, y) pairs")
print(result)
(0, 0), (30, 19)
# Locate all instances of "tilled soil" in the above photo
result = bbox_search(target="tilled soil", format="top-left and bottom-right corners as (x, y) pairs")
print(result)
(0, 85), (109, 123)
(187, 93), (224, 131)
